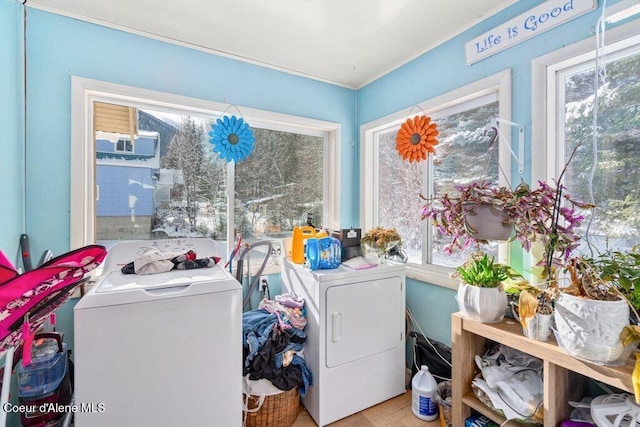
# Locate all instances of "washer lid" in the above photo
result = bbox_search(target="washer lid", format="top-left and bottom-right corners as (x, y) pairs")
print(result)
(75, 265), (240, 310)
(101, 238), (223, 274)
(95, 265), (234, 293)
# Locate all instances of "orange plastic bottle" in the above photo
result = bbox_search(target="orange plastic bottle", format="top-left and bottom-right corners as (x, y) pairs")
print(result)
(291, 226), (328, 264)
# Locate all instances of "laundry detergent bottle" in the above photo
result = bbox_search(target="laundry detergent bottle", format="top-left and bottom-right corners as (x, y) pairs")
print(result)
(305, 237), (341, 270)
(412, 365), (438, 421)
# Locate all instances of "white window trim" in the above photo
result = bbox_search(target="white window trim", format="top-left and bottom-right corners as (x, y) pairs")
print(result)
(531, 20), (640, 185)
(70, 77), (341, 254)
(360, 69), (512, 288)
(115, 138), (133, 153)
(531, 20), (640, 271)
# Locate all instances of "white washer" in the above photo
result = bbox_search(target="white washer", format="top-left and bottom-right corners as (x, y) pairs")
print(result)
(74, 239), (241, 427)
(281, 259), (406, 426)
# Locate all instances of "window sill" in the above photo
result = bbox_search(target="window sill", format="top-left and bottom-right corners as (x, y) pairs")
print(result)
(405, 263), (458, 291)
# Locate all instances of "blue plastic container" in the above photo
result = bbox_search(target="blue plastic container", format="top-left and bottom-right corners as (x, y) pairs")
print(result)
(17, 336), (68, 398)
(305, 237), (341, 270)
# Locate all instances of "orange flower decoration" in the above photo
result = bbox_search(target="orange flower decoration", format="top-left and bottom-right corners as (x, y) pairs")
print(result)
(395, 115), (439, 162)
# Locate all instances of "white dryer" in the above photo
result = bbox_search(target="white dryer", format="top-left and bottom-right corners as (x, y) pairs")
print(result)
(74, 239), (241, 427)
(281, 259), (406, 426)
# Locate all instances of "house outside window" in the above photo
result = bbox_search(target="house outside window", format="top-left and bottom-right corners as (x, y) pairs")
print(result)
(361, 71), (511, 286)
(70, 78), (340, 261)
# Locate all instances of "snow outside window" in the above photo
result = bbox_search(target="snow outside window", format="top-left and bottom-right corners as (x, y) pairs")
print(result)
(360, 71), (511, 287)
(70, 78), (339, 264)
(534, 30), (640, 256)
(376, 99), (499, 268)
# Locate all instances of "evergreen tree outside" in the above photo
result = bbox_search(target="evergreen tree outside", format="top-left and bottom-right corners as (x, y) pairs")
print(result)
(377, 101), (499, 267)
(563, 52), (640, 251)
(163, 117), (210, 231)
(234, 128), (324, 241)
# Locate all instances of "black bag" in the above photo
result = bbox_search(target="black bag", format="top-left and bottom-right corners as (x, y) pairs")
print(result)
(409, 331), (452, 384)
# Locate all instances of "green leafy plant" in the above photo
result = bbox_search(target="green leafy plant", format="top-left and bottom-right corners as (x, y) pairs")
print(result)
(454, 253), (510, 288)
(561, 247), (640, 310)
(557, 248), (640, 348)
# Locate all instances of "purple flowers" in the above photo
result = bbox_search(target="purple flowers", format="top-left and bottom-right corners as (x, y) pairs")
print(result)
(420, 180), (591, 263)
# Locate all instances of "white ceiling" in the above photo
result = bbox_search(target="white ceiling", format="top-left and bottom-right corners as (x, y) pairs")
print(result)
(27, 0), (518, 89)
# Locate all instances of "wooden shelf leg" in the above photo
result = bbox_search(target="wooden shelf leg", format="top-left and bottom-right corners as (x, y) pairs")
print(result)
(452, 314), (473, 426)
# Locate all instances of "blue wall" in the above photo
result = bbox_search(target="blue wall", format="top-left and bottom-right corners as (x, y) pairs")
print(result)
(23, 7), (357, 259)
(3, 0), (636, 363)
(0, 0), (24, 264)
(358, 0), (634, 345)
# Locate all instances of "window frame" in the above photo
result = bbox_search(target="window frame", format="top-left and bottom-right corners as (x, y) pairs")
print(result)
(531, 20), (640, 267)
(360, 70), (512, 288)
(532, 20), (640, 185)
(115, 138), (133, 153)
(70, 77), (341, 256)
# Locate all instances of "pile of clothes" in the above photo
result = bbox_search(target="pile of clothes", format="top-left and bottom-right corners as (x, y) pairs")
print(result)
(242, 293), (312, 397)
(120, 249), (220, 274)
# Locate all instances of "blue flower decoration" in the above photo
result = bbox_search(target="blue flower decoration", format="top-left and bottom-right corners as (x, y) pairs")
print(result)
(208, 115), (255, 162)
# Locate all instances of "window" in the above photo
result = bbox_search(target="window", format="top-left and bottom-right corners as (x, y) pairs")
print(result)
(71, 78), (340, 261)
(115, 138), (133, 153)
(235, 128), (324, 240)
(361, 71), (511, 286)
(534, 28), (640, 256)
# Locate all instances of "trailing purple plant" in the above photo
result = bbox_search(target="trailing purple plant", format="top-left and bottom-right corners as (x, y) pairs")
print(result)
(420, 178), (592, 266)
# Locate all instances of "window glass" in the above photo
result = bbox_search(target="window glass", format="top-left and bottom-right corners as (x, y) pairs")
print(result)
(94, 105), (326, 252)
(116, 139), (133, 152)
(376, 100), (500, 268)
(234, 128), (324, 242)
(560, 48), (640, 253)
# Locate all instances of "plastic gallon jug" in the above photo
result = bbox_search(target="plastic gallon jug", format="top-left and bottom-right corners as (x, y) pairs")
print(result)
(305, 237), (341, 270)
(291, 226), (328, 264)
(412, 365), (438, 421)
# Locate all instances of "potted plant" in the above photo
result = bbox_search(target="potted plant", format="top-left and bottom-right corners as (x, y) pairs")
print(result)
(507, 281), (555, 341)
(454, 252), (511, 323)
(590, 247), (640, 314)
(420, 179), (588, 260)
(552, 248), (640, 365)
(420, 181), (513, 252)
(361, 227), (403, 263)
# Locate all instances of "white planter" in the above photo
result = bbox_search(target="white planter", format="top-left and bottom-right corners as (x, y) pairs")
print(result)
(510, 302), (554, 341)
(554, 292), (631, 365)
(457, 283), (507, 323)
(524, 312), (554, 342)
(463, 203), (512, 241)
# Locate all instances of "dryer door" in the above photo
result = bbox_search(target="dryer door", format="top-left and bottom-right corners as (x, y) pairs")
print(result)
(325, 275), (403, 368)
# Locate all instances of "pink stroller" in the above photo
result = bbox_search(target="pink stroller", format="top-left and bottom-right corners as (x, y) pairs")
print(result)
(0, 245), (106, 426)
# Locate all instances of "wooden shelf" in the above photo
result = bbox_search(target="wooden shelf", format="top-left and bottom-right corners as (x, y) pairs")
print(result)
(462, 393), (530, 426)
(452, 312), (635, 427)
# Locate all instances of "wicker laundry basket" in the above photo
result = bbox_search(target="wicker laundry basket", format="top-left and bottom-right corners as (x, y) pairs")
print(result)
(242, 375), (300, 427)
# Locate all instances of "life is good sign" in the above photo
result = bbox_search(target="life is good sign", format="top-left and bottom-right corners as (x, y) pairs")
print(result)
(465, 0), (596, 65)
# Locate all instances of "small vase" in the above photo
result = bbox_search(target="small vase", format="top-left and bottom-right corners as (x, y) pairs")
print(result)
(456, 283), (507, 323)
(510, 303), (554, 341)
(522, 312), (554, 341)
(364, 242), (398, 264)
